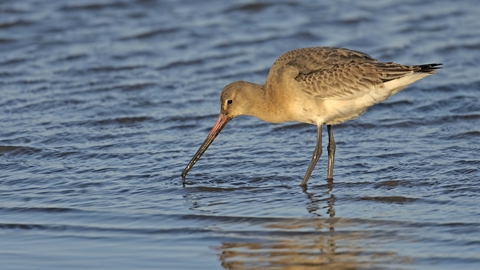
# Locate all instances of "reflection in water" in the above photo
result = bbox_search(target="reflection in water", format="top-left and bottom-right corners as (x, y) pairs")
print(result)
(216, 181), (411, 269)
(304, 179), (336, 218)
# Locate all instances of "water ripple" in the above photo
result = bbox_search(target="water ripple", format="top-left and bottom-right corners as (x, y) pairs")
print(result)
(1, 0), (479, 269)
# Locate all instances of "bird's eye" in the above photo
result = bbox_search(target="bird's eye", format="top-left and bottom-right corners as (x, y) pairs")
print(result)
(227, 100), (233, 104)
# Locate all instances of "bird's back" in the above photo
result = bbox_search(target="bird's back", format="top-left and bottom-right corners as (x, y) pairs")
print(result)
(267, 47), (378, 77)
(266, 47), (441, 99)
(263, 47), (442, 125)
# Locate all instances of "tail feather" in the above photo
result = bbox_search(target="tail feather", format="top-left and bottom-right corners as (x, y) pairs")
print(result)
(415, 63), (443, 74)
(375, 62), (442, 82)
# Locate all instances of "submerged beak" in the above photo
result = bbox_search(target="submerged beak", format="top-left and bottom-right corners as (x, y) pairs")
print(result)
(181, 113), (231, 184)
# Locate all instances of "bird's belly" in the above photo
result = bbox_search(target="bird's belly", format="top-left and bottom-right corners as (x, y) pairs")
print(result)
(323, 97), (377, 125)
(290, 96), (377, 125)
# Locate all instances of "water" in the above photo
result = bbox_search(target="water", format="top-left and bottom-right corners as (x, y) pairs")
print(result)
(1, 0), (479, 269)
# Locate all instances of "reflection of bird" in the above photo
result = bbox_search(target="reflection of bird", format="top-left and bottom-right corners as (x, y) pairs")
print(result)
(182, 47), (441, 185)
(217, 218), (410, 269)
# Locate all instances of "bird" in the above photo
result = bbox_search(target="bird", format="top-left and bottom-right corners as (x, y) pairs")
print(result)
(181, 47), (441, 186)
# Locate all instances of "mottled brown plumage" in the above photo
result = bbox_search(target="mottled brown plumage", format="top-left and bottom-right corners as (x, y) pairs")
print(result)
(182, 47), (441, 186)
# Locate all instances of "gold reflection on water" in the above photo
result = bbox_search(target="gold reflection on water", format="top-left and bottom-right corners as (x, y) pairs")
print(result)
(216, 181), (412, 269)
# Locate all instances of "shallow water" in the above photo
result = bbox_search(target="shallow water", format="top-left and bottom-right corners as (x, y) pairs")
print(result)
(1, 0), (480, 269)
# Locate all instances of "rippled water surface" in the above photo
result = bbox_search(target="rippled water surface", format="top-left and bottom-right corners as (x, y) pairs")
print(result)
(1, 0), (480, 269)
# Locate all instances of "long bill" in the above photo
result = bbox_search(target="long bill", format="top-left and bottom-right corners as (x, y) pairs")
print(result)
(181, 113), (231, 184)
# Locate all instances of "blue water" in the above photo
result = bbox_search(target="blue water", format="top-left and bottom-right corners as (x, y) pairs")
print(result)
(1, 0), (479, 269)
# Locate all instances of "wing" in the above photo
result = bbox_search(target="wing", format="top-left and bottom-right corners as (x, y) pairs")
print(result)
(294, 62), (384, 99)
(266, 47), (381, 99)
(268, 47), (378, 76)
(295, 61), (440, 99)
(268, 47), (439, 100)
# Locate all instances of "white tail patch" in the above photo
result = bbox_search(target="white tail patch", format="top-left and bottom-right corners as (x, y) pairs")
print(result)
(371, 72), (433, 103)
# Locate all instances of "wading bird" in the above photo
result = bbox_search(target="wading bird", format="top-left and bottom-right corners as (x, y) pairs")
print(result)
(181, 47), (441, 186)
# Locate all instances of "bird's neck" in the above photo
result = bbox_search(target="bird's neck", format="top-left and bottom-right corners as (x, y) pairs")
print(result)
(243, 82), (290, 123)
(240, 82), (266, 118)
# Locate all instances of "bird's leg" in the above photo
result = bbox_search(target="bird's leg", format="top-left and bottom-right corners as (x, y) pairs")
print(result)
(301, 125), (323, 186)
(327, 125), (336, 180)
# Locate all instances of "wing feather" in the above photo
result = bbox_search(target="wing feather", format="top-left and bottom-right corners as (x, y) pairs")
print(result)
(266, 47), (440, 100)
(295, 62), (383, 99)
(268, 47), (377, 75)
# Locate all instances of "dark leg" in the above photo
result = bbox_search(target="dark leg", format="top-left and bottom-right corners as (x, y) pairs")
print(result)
(327, 125), (336, 179)
(301, 125), (323, 186)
